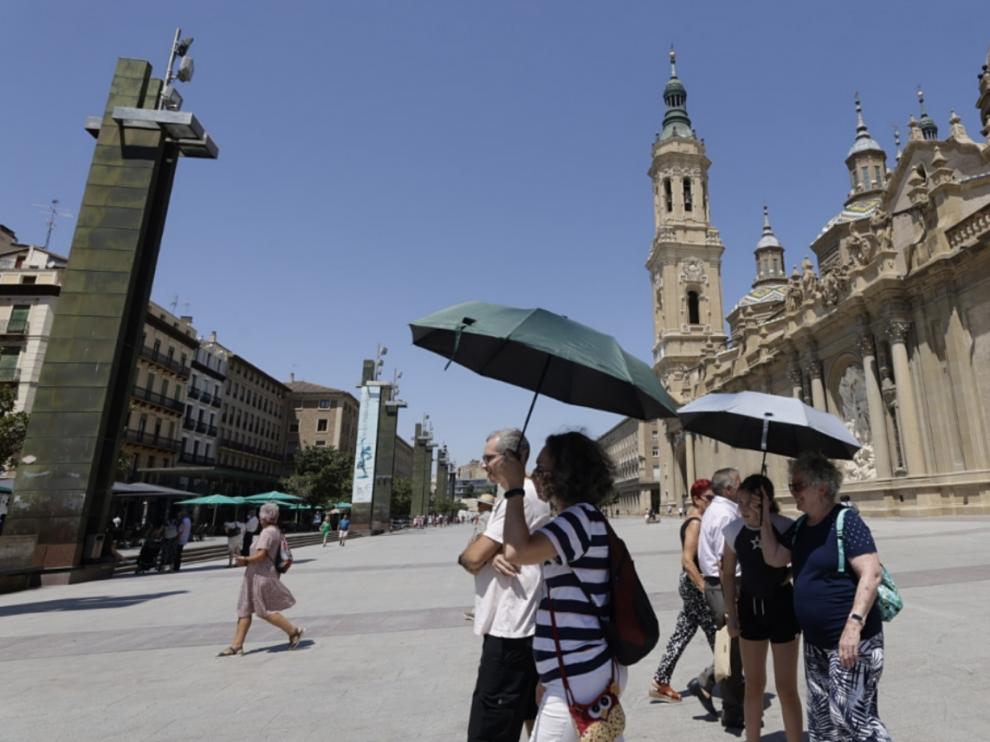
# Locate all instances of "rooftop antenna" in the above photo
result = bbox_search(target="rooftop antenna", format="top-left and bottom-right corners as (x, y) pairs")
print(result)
(159, 28), (196, 111)
(169, 294), (179, 313)
(32, 199), (73, 249)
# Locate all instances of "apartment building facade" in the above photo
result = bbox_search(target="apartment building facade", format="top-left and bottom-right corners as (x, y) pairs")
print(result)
(285, 379), (358, 458)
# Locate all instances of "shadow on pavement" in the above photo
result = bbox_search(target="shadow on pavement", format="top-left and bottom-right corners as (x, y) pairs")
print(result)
(762, 733), (810, 741)
(0, 590), (188, 617)
(243, 639), (315, 655)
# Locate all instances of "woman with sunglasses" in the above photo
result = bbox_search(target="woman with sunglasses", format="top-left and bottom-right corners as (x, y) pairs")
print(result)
(488, 432), (626, 742)
(648, 479), (718, 703)
(759, 452), (890, 742)
(722, 474), (802, 742)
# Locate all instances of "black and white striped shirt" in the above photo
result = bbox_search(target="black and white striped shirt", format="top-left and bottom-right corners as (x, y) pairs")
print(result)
(533, 502), (611, 684)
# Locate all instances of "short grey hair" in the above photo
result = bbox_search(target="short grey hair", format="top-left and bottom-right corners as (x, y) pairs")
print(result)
(486, 428), (530, 463)
(789, 452), (843, 500)
(711, 468), (740, 497)
(259, 502), (280, 524)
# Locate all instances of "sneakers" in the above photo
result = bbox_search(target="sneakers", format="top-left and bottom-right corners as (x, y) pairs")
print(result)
(686, 678), (717, 717)
(648, 680), (682, 702)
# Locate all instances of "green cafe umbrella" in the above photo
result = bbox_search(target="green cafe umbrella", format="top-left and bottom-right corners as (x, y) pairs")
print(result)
(410, 301), (678, 437)
(242, 491), (304, 504)
(175, 494), (246, 506)
(335, 502), (352, 509)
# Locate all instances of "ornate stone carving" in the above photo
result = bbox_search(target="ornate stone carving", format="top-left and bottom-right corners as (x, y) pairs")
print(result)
(785, 268), (803, 313)
(838, 366), (876, 482)
(868, 208), (893, 251)
(653, 274), (663, 312)
(804, 358), (822, 379)
(680, 259), (706, 284)
(817, 265), (848, 307)
(800, 257), (818, 302)
(884, 319), (911, 345)
(857, 331), (876, 358)
(787, 366), (803, 387)
(847, 229), (875, 268)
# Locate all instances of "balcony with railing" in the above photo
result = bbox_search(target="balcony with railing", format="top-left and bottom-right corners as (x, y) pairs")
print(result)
(139, 346), (191, 378)
(187, 385), (202, 400)
(132, 386), (184, 415)
(0, 319), (29, 336)
(0, 367), (21, 383)
(218, 437), (279, 460)
(200, 391), (212, 405)
(123, 428), (183, 453)
(178, 451), (217, 467)
(182, 417), (195, 431)
(210, 395), (222, 409)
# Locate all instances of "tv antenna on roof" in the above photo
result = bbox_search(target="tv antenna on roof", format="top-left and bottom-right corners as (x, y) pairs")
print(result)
(32, 199), (73, 249)
(169, 295), (180, 313)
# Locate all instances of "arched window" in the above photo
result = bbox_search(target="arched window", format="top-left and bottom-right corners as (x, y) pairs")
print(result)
(663, 178), (673, 212)
(683, 178), (693, 212)
(687, 291), (700, 325)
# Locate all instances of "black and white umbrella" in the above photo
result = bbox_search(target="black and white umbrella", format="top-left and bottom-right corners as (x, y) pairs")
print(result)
(677, 391), (861, 468)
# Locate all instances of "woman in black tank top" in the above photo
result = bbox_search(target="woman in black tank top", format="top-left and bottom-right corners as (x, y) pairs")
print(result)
(722, 475), (802, 742)
(649, 479), (718, 704)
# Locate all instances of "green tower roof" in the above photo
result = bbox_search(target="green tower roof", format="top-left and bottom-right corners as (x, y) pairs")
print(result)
(660, 49), (694, 141)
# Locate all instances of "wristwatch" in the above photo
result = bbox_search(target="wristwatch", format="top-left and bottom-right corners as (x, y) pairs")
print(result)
(504, 488), (525, 499)
(848, 612), (865, 625)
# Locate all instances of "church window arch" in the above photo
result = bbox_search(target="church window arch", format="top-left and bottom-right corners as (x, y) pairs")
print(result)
(663, 178), (673, 212)
(687, 291), (700, 325)
(683, 178), (693, 212)
(860, 166), (870, 190)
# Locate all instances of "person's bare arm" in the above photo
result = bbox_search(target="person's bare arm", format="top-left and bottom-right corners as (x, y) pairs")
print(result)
(457, 535), (501, 574)
(759, 491), (791, 567)
(681, 519), (705, 591)
(487, 453), (557, 566)
(722, 547), (739, 638)
(837, 551), (882, 668)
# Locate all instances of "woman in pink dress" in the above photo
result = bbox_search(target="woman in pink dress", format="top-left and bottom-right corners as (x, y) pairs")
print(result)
(217, 502), (304, 656)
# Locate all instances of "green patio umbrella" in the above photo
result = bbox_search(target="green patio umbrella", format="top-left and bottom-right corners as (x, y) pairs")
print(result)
(242, 491), (304, 503)
(410, 301), (678, 437)
(335, 502), (352, 509)
(176, 494), (246, 506)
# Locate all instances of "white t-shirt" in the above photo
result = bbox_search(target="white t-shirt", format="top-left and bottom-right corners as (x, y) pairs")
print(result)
(473, 480), (551, 639)
(698, 495), (740, 578)
(178, 516), (192, 546)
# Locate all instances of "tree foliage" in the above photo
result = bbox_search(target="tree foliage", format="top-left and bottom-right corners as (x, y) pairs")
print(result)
(281, 446), (354, 508)
(0, 386), (29, 467)
(390, 476), (412, 518)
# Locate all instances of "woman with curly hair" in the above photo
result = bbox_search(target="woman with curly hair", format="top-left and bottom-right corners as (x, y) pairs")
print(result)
(488, 431), (627, 742)
(648, 478), (718, 703)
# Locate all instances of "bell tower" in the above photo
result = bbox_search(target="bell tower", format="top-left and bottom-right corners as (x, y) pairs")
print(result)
(646, 50), (727, 398)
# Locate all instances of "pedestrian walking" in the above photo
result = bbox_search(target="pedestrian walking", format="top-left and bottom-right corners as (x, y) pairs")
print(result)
(759, 452), (892, 742)
(722, 474), (802, 742)
(489, 431), (628, 742)
(321, 513), (334, 547)
(174, 510), (192, 571)
(338, 514), (350, 546)
(218, 502), (303, 656)
(649, 478), (718, 703)
(224, 519), (243, 567)
(458, 429), (551, 742)
(694, 467), (745, 729)
(241, 509), (259, 557)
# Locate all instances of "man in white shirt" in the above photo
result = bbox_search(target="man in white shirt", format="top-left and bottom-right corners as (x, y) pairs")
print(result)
(458, 428), (551, 742)
(691, 467), (745, 729)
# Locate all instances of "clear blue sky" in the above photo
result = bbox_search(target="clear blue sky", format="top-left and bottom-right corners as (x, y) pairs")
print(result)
(2, 2), (986, 469)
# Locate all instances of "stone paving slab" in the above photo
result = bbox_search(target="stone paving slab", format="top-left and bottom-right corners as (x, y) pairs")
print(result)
(0, 516), (988, 741)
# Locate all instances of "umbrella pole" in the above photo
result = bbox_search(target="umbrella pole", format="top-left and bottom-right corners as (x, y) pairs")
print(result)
(761, 450), (768, 476)
(519, 356), (552, 451)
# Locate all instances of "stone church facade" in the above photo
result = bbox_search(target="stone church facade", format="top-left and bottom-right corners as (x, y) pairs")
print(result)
(643, 48), (990, 517)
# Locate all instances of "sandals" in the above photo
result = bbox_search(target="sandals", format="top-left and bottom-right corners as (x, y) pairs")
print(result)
(217, 645), (244, 657)
(288, 627), (305, 650)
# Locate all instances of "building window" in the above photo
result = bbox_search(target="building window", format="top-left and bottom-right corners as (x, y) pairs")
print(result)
(317, 418), (328, 432)
(874, 165), (883, 188)
(683, 178), (693, 211)
(289, 422), (299, 433)
(663, 178), (673, 212)
(860, 166), (869, 190)
(20, 275), (36, 285)
(318, 399), (331, 409)
(315, 440), (327, 447)
(687, 291), (700, 325)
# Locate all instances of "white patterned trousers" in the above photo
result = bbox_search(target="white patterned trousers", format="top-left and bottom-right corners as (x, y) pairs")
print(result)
(804, 632), (892, 742)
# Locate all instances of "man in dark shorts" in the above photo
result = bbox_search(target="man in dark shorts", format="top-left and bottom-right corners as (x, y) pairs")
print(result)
(457, 428), (550, 742)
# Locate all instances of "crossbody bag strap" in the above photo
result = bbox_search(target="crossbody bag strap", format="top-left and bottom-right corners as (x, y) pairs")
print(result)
(545, 585), (578, 707)
(835, 508), (848, 574)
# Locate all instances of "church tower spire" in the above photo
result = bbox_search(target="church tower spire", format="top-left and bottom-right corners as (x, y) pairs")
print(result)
(844, 94), (887, 204)
(917, 87), (939, 140)
(753, 205), (786, 286)
(647, 50), (726, 398)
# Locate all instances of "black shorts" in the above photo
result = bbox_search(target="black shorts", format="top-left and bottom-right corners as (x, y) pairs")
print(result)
(468, 635), (539, 742)
(739, 584), (800, 644)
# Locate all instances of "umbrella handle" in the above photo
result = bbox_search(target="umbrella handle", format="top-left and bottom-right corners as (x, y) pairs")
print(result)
(443, 317), (476, 370)
(519, 355), (552, 453)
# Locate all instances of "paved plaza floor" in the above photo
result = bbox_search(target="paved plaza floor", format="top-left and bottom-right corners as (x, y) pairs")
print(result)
(1, 514), (988, 741)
